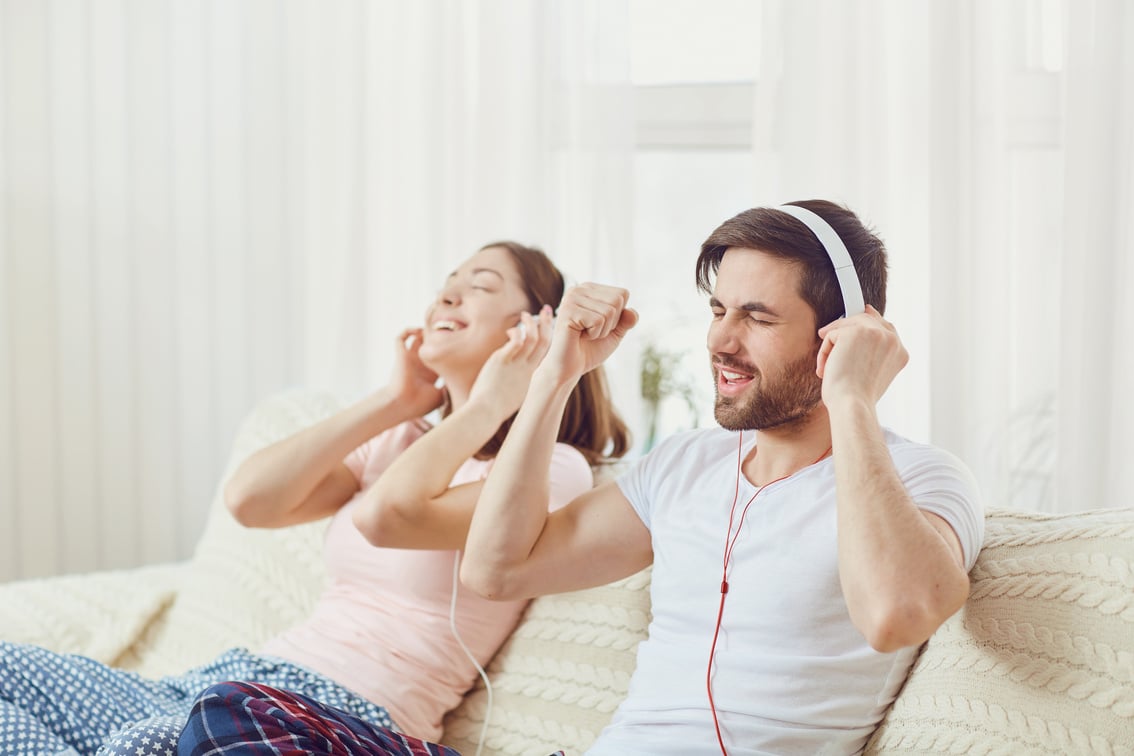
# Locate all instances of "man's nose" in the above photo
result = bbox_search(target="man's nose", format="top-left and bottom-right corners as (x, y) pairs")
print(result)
(707, 318), (739, 356)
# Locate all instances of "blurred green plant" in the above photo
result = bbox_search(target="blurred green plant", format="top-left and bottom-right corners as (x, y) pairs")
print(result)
(640, 341), (699, 451)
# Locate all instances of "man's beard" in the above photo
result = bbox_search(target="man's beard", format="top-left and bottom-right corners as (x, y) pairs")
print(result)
(713, 351), (823, 432)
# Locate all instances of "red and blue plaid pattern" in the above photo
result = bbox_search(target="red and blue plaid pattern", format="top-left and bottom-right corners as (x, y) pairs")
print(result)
(177, 681), (569, 756)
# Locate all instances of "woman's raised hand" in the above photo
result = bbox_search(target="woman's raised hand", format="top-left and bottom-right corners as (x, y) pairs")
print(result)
(468, 305), (556, 420)
(388, 328), (446, 418)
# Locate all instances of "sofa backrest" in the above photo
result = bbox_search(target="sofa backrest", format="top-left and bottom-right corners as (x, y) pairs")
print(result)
(441, 567), (652, 754)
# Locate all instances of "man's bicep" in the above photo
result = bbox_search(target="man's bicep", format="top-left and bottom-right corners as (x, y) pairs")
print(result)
(518, 479), (654, 597)
(922, 510), (968, 573)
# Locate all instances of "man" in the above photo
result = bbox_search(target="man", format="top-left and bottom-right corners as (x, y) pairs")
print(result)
(176, 200), (982, 755)
(460, 200), (983, 754)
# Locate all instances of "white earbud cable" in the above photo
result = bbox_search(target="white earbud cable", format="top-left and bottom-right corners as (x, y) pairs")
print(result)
(450, 551), (493, 756)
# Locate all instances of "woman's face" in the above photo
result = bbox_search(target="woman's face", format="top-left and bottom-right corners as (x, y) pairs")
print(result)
(418, 245), (532, 384)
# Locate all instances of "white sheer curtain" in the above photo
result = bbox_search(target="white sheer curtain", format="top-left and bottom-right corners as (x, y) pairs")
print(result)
(754, 0), (1134, 513)
(1056, 1), (1134, 514)
(0, 0), (632, 580)
(304, 0), (634, 394)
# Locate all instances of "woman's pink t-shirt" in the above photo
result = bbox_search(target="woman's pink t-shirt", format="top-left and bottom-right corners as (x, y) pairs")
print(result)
(261, 421), (593, 740)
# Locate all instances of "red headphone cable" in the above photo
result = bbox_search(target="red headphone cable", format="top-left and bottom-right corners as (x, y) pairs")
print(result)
(707, 432), (831, 755)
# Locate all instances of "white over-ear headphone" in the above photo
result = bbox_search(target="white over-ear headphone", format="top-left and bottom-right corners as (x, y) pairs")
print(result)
(775, 204), (866, 317)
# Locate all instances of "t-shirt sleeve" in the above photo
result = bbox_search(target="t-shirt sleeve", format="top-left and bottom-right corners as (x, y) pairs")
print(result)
(546, 443), (596, 512)
(343, 442), (370, 482)
(892, 443), (986, 571)
(614, 432), (687, 532)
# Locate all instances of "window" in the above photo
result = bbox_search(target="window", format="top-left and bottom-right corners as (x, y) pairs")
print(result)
(629, 1), (761, 445)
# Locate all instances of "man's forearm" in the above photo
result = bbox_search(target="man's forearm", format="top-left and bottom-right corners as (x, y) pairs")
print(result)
(830, 397), (969, 651)
(462, 369), (576, 597)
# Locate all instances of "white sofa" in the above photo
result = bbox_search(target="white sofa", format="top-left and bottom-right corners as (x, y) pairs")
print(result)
(1, 390), (1132, 755)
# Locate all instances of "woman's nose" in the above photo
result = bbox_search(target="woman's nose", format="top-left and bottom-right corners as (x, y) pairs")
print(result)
(437, 283), (460, 306)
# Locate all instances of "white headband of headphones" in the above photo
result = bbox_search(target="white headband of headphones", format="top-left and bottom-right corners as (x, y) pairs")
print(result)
(774, 204), (866, 317)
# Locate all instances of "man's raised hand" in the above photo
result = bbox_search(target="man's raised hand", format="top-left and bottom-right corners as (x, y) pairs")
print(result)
(543, 283), (639, 384)
(815, 304), (908, 409)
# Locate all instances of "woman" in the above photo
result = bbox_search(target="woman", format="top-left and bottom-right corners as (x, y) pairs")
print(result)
(0, 242), (628, 756)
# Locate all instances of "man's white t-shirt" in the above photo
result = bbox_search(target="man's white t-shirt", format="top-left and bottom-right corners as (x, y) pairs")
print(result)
(587, 426), (983, 756)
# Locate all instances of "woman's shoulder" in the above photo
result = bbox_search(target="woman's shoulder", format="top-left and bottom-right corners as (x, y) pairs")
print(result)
(346, 418), (434, 481)
(549, 440), (595, 479)
(546, 441), (597, 509)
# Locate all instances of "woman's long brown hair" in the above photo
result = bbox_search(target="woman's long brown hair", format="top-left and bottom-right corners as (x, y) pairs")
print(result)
(447, 241), (630, 465)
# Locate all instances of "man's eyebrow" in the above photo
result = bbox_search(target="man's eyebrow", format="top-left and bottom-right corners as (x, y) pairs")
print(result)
(708, 297), (782, 318)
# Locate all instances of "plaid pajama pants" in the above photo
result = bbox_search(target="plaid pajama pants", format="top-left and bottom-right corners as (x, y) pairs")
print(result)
(178, 681), (567, 756)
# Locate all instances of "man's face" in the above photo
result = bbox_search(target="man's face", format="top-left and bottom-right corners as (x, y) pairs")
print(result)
(707, 248), (822, 432)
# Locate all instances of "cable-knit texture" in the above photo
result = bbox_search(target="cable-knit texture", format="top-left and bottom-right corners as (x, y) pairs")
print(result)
(440, 571), (652, 755)
(0, 564), (179, 664)
(864, 507), (1134, 755)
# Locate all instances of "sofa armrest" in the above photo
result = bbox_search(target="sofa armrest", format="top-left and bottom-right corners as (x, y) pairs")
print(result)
(0, 563), (183, 665)
(865, 506), (1134, 755)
